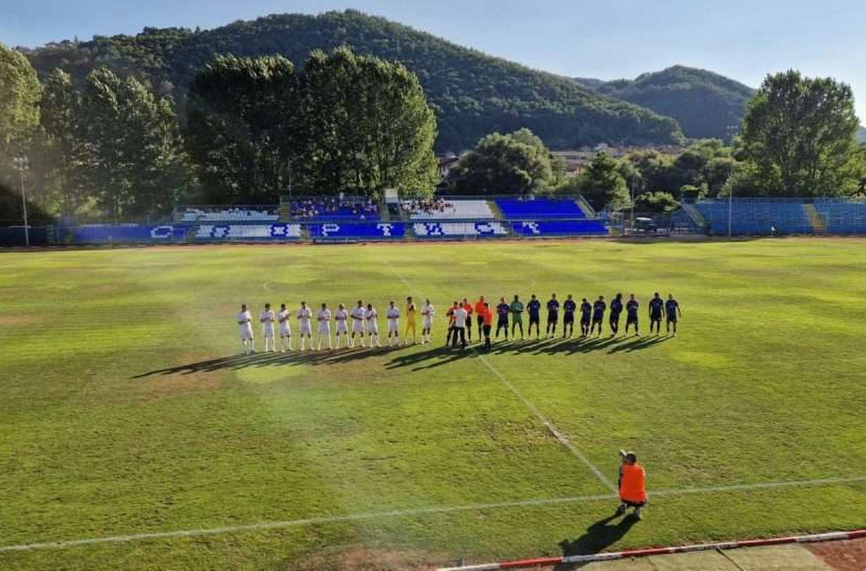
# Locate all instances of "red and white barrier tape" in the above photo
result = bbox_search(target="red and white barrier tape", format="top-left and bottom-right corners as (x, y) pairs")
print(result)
(438, 528), (866, 570)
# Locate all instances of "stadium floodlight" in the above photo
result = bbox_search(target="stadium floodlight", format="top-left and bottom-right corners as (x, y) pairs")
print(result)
(12, 156), (30, 247)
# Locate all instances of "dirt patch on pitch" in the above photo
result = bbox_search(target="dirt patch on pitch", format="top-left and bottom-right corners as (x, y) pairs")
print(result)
(292, 546), (437, 570)
(0, 315), (39, 326)
(808, 538), (866, 570)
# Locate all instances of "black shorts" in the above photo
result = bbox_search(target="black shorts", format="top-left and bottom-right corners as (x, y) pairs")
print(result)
(626, 315), (638, 324)
(563, 313), (574, 324)
(592, 315), (603, 324)
(497, 318), (508, 327)
(650, 314), (662, 322)
(477, 315), (484, 327)
(483, 324), (492, 336)
(610, 313), (621, 322)
(621, 499), (646, 508)
(547, 312), (558, 323)
(667, 315), (677, 323)
(529, 315), (540, 324)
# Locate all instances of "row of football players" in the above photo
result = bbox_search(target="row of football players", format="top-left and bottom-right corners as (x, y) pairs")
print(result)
(235, 293), (682, 354)
(235, 298), (434, 353)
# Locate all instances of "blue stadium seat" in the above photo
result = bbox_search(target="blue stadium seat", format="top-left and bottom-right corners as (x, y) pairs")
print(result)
(308, 223), (405, 240)
(496, 198), (586, 219)
(412, 221), (509, 239)
(510, 220), (607, 236)
(192, 224), (302, 241)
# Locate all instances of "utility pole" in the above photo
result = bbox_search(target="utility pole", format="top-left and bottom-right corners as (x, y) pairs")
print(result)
(12, 156), (30, 247)
(726, 125), (738, 238)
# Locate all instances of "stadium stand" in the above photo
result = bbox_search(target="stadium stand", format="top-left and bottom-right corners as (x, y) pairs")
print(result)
(693, 200), (814, 235)
(309, 222), (405, 241)
(511, 220), (607, 236)
(192, 224), (302, 241)
(66, 225), (186, 243)
(285, 197), (379, 221)
(177, 206), (279, 223)
(413, 221), (509, 239)
(496, 198), (586, 219)
(815, 199), (866, 234)
(402, 199), (495, 220)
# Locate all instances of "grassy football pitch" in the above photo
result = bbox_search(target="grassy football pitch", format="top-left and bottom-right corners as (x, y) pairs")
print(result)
(1, 238), (866, 570)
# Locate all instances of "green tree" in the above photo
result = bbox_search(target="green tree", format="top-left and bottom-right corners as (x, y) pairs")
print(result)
(635, 191), (679, 213)
(186, 54), (298, 203)
(298, 47), (438, 198)
(739, 70), (864, 196)
(76, 68), (188, 219)
(0, 42), (41, 157)
(561, 152), (630, 211)
(40, 69), (85, 217)
(449, 128), (553, 195)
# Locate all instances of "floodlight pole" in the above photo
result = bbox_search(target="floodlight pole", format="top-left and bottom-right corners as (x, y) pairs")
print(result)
(13, 156), (30, 247)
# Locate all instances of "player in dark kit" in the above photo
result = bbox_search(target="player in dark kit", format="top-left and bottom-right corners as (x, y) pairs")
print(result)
(665, 294), (682, 336)
(625, 294), (640, 336)
(510, 295), (525, 339)
(609, 293), (624, 337)
(579, 298), (592, 337)
(562, 294), (577, 338)
(527, 294), (542, 338)
(649, 293), (664, 335)
(590, 295), (606, 337)
(495, 297), (510, 339)
(546, 294), (560, 338)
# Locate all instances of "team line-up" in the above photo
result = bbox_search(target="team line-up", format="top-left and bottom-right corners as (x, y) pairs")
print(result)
(236, 293), (683, 353)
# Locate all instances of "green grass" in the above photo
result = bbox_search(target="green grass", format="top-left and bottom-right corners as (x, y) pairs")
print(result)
(1, 238), (866, 570)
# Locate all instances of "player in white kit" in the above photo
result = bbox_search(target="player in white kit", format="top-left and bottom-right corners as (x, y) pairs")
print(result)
(316, 303), (333, 350)
(365, 303), (382, 347)
(350, 300), (366, 348)
(386, 300), (400, 347)
(277, 303), (293, 352)
(237, 304), (255, 354)
(297, 301), (313, 351)
(421, 298), (435, 344)
(259, 303), (277, 352)
(334, 303), (349, 349)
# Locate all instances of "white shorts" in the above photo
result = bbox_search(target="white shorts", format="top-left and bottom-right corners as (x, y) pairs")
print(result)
(336, 321), (348, 333)
(423, 317), (434, 329)
(317, 323), (331, 335)
(366, 322), (378, 334)
(352, 321), (365, 334)
(279, 325), (291, 337)
(299, 323), (312, 335)
(388, 320), (399, 333)
(262, 324), (275, 338)
(239, 325), (253, 340)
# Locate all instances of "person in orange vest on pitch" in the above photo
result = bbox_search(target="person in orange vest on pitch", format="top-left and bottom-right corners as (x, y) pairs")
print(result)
(616, 450), (647, 519)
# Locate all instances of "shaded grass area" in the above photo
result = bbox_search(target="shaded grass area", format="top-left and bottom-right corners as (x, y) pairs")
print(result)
(1, 238), (865, 569)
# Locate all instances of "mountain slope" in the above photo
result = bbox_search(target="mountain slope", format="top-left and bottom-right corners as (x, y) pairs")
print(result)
(22, 10), (683, 152)
(589, 66), (756, 140)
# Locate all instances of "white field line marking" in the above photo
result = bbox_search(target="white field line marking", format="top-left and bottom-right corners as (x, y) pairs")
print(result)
(386, 263), (615, 492)
(3, 476), (865, 553)
(262, 281), (274, 292)
(475, 353), (616, 492)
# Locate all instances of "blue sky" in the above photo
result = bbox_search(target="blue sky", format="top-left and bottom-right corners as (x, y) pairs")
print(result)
(3, 0), (865, 120)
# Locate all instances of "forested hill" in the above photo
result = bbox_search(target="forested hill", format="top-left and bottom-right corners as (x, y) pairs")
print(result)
(575, 66), (756, 141)
(21, 10), (684, 152)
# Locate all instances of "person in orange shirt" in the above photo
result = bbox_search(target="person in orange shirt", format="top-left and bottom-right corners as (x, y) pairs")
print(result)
(482, 302), (495, 351)
(616, 451), (647, 520)
(462, 298), (474, 343)
(474, 296), (487, 342)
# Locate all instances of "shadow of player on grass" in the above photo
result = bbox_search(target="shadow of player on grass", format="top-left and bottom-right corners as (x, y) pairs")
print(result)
(554, 514), (641, 569)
